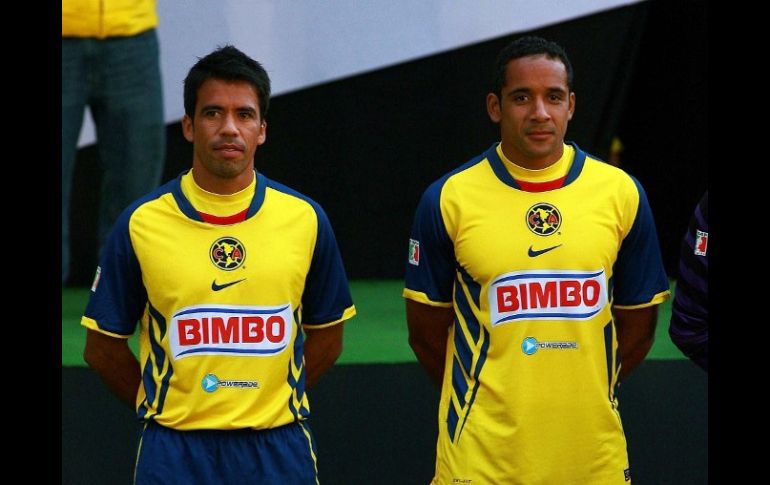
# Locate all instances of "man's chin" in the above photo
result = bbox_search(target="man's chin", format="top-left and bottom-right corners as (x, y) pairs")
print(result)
(211, 161), (251, 179)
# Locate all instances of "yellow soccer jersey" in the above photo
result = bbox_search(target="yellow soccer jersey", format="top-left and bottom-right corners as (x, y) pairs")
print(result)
(404, 143), (669, 484)
(82, 171), (356, 430)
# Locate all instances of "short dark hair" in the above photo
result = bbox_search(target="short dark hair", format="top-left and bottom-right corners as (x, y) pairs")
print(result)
(183, 45), (271, 120)
(491, 36), (573, 98)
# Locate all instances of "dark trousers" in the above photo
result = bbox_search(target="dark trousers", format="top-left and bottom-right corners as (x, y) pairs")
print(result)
(62, 28), (165, 283)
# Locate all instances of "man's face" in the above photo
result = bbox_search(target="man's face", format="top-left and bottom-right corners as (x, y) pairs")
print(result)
(182, 78), (266, 192)
(487, 55), (575, 170)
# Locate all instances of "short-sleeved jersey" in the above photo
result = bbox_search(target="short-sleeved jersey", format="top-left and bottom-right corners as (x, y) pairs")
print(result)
(404, 143), (669, 484)
(82, 171), (356, 431)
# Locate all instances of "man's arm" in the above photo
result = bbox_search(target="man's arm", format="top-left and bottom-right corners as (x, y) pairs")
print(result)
(406, 300), (454, 387)
(614, 305), (658, 379)
(304, 323), (344, 388)
(83, 329), (141, 409)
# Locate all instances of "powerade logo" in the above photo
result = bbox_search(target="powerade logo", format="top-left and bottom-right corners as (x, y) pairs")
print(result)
(489, 269), (608, 326)
(521, 337), (578, 355)
(170, 303), (293, 360)
(201, 374), (259, 393)
(522, 337), (538, 355)
(202, 374), (219, 392)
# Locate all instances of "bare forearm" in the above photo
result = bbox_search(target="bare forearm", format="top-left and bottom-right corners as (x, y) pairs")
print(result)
(618, 335), (654, 379)
(303, 324), (344, 388)
(83, 330), (141, 409)
(304, 343), (340, 388)
(615, 306), (658, 379)
(406, 300), (453, 388)
(97, 357), (141, 409)
(409, 336), (447, 387)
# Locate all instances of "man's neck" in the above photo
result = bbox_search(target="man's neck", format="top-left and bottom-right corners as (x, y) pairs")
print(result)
(500, 142), (564, 171)
(191, 167), (255, 195)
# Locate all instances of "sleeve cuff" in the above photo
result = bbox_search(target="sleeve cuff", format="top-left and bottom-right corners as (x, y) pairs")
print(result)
(613, 290), (671, 310)
(402, 288), (453, 308)
(80, 316), (133, 339)
(301, 305), (357, 329)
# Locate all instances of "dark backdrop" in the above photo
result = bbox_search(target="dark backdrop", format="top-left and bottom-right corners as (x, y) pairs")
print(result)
(63, 361), (707, 484)
(616, 0), (708, 275)
(66, 1), (708, 285)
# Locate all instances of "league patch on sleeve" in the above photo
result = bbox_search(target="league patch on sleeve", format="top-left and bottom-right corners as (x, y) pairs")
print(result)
(694, 230), (708, 256)
(408, 239), (420, 266)
(90, 266), (102, 292)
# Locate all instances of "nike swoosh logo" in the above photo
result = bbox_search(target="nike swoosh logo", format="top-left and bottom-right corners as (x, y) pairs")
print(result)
(211, 278), (246, 291)
(527, 244), (562, 257)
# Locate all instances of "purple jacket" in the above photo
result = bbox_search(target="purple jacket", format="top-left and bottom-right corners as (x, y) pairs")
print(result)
(669, 191), (708, 371)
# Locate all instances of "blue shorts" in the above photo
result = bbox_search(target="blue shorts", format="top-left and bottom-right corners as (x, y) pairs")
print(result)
(134, 420), (318, 484)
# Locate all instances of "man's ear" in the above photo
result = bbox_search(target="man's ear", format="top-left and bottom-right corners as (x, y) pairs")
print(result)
(486, 93), (502, 123)
(182, 114), (194, 142)
(257, 121), (267, 146)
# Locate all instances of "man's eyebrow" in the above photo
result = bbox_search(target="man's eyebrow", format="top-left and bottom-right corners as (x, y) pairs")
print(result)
(506, 87), (531, 96)
(198, 105), (258, 113)
(505, 86), (567, 96)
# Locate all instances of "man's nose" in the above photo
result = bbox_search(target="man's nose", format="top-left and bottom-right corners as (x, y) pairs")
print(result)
(531, 98), (551, 121)
(220, 113), (238, 135)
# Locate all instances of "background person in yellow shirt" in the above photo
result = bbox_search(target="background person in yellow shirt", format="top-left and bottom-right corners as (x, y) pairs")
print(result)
(62, 0), (165, 285)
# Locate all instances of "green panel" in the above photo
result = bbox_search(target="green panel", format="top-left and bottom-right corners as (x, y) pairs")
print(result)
(647, 280), (681, 360)
(63, 288), (140, 366)
(62, 280), (684, 366)
(337, 280), (411, 363)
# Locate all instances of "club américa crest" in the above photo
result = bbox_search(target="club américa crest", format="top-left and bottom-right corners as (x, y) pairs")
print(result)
(210, 237), (246, 270)
(526, 203), (561, 236)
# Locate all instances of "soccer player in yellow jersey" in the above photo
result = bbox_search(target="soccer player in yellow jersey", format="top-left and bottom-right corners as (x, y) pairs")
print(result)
(404, 36), (669, 484)
(82, 45), (356, 483)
